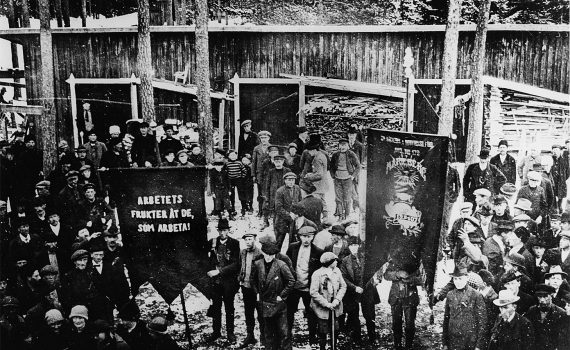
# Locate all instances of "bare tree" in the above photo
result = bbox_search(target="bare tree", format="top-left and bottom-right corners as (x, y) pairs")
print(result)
(54, 0), (63, 27)
(81, 0), (87, 27)
(39, 0), (58, 173)
(137, 0), (156, 122)
(195, 0), (214, 163)
(21, 0), (30, 27)
(465, 0), (492, 164)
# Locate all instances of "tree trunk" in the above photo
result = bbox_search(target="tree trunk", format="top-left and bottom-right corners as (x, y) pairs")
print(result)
(137, 0), (156, 123)
(465, 0), (492, 164)
(81, 0), (87, 27)
(21, 0), (31, 27)
(39, 0), (58, 174)
(165, 0), (174, 25)
(438, 0), (461, 136)
(62, 0), (70, 27)
(195, 0), (214, 163)
(6, 0), (22, 99)
(54, 0), (63, 27)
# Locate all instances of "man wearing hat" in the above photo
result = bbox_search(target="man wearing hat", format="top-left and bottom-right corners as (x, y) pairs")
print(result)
(473, 188), (492, 212)
(92, 318), (131, 349)
(500, 182), (518, 213)
(518, 144), (542, 184)
(83, 131), (107, 169)
(61, 249), (101, 314)
(264, 152), (292, 227)
(291, 126), (309, 155)
(237, 232), (263, 347)
(176, 149), (194, 167)
(56, 170), (83, 228)
(543, 266), (568, 308)
(492, 194), (512, 222)
(474, 202), (494, 239)
(551, 144), (569, 214)
(303, 136), (330, 218)
(288, 202), (319, 245)
(252, 130), (272, 206)
(8, 219), (43, 269)
(13, 133), (43, 201)
(523, 283), (566, 350)
(274, 172), (302, 248)
(528, 236), (550, 284)
(209, 160), (232, 218)
(442, 263), (487, 350)
(463, 147), (507, 205)
(251, 235), (295, 350)
(487, 289), (534, 350)
(161, 149), (178, 167)
(285, 142), (301, 176)
(500, 270), (536, 314)
(100, 137), (130, 170)
(326, 225), (350, 263)
(158, 124), (183, 161)
(330, 138), (360, 220)
(116, 299), (151, 350)
(490, 140), (517, 185)
(145, 316), (180, 350)
(206, 218), (240, 342)
(78, 182), (114, 234)
(517, 171), (548, 223)
(297, 179), (323, 227)
(482, 220), (513, 281)
(286, 226), (325, 342)
(546, 229), (570, 277)
(78, 163), (102, 194)
(238, 120), (260, 160)
(131, 121), (159, 168)
(507, 227), (534, 274)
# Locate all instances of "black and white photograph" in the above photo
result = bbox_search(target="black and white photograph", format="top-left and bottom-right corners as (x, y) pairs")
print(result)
(0, 0), (569, 349)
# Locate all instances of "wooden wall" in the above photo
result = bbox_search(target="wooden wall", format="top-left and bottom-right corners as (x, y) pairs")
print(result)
(3, 26), (568, 141)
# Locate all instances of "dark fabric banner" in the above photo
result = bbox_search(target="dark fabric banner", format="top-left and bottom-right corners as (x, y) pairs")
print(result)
(109, 167), (211, 304)
(363, 129), (449, 293)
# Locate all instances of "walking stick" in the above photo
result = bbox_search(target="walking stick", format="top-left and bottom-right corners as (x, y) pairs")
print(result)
(330, 308), (336, 350)
(180, 289), (193, 349)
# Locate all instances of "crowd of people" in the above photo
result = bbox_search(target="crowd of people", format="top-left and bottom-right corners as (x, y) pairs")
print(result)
(0, 115), (569, 350)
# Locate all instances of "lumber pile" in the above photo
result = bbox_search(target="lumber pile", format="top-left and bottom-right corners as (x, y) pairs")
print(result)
(302, 93), (404, 152)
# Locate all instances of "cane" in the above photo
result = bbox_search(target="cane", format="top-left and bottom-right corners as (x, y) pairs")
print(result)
(330, 308), (336, 350)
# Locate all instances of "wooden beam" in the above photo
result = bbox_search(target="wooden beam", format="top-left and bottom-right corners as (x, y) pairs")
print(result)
(415, 78), (472, 85)
(65, 76), (141, 85)
(0, 80), (26, 88)
(232, 73), (240, 150)
(228, 77), (299, 85)
(482, 76), (570, 104)
(0, 103), (44, 115)
(298, 77), (306, 126)
(67, 73), (79, 147)
(151, 79), (231, 100)
(0, 69), (25, 79)
(280, 73), (406, 99)
(130, 73), (139, 120)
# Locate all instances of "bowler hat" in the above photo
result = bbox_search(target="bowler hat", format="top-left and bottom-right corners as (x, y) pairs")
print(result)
(329, 225), (346, 236)
(479, 148), (490, 159)
(299, 179), (316, 194)
(259, 235), (280, 255)
(118, 299), (140, 321)
(545, 265), (568, 279)
(320, 252), (338, 266)
(89, 240), (105, 253)
(147, 316), (168, 334)
(535, 283), (556, 296)
(103, 225), (119, 237)
(500, 183), (517, 196)
(218, 218), (230, 230)
(527, 236), (547, 248)
(514, 198), (533, 212)
(498, 140), (509, 147)
(493, 289), (520, 307)
(71, 249), (89, 262)
(139, 121), (149, 128)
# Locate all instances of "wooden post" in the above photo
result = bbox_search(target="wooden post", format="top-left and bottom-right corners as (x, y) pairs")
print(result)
(81, 0), (87, 27)
(298, 76), (306, 126)
(39, 0), (58, 174)
(130, 73), (140, 120)
(488, 85), (502, 149)
(403, 47), (415, 132)
(218, 97), (225, 149)
(232, 73), (240, 150)
(67, 74), (80, 147)
(21, 0), (30, 27)
(62, 0), (70, 27)
(54, 0), (63, 27)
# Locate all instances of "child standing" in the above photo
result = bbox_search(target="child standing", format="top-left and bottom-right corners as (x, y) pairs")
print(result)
(239, 155), (254, 215)
(210, 160), (232, 219)
(225, 150), (245, 216)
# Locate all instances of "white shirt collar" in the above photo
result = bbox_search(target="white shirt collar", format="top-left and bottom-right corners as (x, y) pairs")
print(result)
(19, 234), (30, 243)
(50, 223), (61, 236)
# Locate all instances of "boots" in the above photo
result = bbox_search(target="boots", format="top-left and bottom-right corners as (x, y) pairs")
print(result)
(238, 334), (257, 348)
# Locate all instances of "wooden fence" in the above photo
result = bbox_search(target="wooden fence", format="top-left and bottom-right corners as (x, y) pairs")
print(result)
(0, 25), (568, 141)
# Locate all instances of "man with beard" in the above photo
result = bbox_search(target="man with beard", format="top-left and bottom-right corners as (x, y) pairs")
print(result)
(238, 120), (260, 160)
(491, 140), (517, 185)
(116, 299), (151, 350)
(487, 289), (534, 350)
(442, 264), (487, 350)
(130, 122), (159, 168)
(463, 148), (507, 205)
(523, 283), (567, 349)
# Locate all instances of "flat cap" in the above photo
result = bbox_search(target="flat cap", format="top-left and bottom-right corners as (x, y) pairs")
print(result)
(35, 180), (51, 188)
(283, 172), (297, 180)
(320, 252), (338, 265)
(71, 249), (89, 262)
(258, 130), (271, 137)
(474, 188), (492, 197)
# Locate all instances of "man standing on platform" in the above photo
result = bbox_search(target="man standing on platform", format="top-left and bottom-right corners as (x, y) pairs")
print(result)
(491, 140), (517, 185)
(131, 122), (159, 168)
(463, 148), (507, 205)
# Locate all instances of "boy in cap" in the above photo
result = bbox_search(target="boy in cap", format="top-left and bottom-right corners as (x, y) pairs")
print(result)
(487, 289), (534, 350)
(285, 142), (301, 177)
(274, 172), (302, 248)
(490, 140), (517, 184)
(330, 138), (360, 220)
(238, 120), (260, 159)
(523, 283), (566, 350)
(176, 149), (194, 167)
(517, 171), (548, 224)
(209, 161), (232, 218)
(442, 264), (487, 350)
(463, 148), (507, 205)
(252, 131), (271, 207)
(161, 149), (178, 167)
(225, 149), (246, 216)
(206, 218), (240, 343)
(251, 235), (295, 350)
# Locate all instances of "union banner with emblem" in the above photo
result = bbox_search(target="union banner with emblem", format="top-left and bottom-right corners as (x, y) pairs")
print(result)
(363, 129), (450, 293)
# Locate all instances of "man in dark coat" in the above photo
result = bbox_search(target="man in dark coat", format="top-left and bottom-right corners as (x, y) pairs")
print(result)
(517, 171), (548, 223)
(490, 140), (517, 185)
(523, 284), (567, 350)
(551, 144), (569, 213)
(288, 202), (318, 245)
(100, 138), (130, 170)
(286, 226), (325, 343)
(264, 155), (291, 224)
(274, 172), (302, 248)
(116, 299), (151, 350)
(8, 220), (44, 269)
(330, 138), (360, 220)
(291, 126), (309, 156)
(488, 289), (535, 350)
(61, 249), (99, 313)
(158, 125), (183, 161)
(463, 148), (507, 205)
(206, 218), (240, 343)
(442, 264), (487, 350)
(238, 120), (260, 159)
(57, 170), (83, 229)
(482, 220), (512, 282)
(500, 270), (536, 314)
(14, 135), (43, 201)
(44, 208), (76, 274)
(78, 183), (114, 233)
(130, 122), (159, 167)
(297, 179), (323, 227)
(251, 236), (295, 350)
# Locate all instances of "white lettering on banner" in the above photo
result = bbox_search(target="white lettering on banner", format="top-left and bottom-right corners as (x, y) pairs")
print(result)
(386, 156), (427, 181)
(384, 201), (423, 237)
(137, 195), (183, 205)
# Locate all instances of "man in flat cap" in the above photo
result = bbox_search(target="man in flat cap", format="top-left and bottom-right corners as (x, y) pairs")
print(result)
(487, 289), (534, 350)
(238, 120), (260, 160)
(237, 232), (262, 348)
(330, 138), (360, 220)
(274, 172), (302, 248)
(490, 140), (517, 185)
(252, 131), (272, 215)
(264, 153), (291, 226)
(78, 182), (114, 234)
(131, 121), (159, 168)
(550, 144), (569, 214)
(56, 170), (83, 228)
(517, 171), (548, 225)
(463, 148), (507, 205)
(75, 144), (96, 170)
(523, 283), (566, 350)
(61, 249), (98, 312)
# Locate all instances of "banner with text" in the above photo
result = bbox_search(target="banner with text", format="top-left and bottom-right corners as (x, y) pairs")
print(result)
(363, 129), (449, 293)
(109, 167), (211, 303)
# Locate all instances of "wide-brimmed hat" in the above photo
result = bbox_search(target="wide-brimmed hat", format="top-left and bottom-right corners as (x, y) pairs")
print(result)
(545, 265), (568, 279)
(493, 289), (520, 307)
(259, 235), (280, 255)
(329, 225), (346, 236)
(474, 188), (492, 197)
(514, 198), (532, 212)
(500, 183), (517, 196)
(513, 226), (530, 243)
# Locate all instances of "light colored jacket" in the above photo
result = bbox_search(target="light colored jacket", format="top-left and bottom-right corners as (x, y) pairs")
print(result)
(304, 151), (329, 194)
(309, 266), (347, 319)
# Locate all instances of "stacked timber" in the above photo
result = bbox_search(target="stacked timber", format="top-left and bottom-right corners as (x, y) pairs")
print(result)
(302, 93), (404, 152)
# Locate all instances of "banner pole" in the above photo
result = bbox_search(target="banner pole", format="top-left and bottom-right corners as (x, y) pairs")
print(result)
(180, 289), (193, 349)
